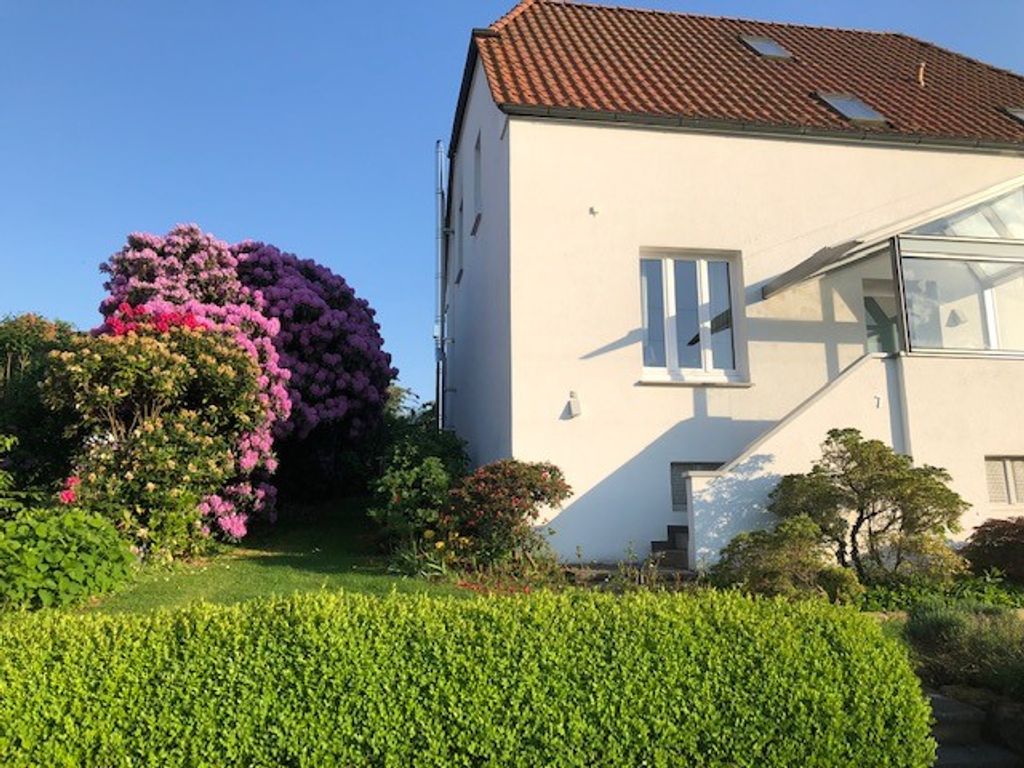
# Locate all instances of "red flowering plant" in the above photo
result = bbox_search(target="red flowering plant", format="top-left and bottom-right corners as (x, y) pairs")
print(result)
(440, 460), (572, 568)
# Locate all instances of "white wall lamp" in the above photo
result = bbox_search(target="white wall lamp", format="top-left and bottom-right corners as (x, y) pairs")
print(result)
(568, 391), (582, 419)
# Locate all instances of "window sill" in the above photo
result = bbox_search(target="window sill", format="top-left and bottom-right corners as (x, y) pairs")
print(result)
(636, 373), (752, 388)
(906, 349), (1024, 361)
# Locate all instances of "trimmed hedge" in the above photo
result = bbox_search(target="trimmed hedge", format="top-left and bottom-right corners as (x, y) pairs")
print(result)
(0, 591), (933, 767)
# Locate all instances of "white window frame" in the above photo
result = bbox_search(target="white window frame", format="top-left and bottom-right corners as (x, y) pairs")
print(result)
(640, 250), (748, 384)
(987, 456), (1024, 507)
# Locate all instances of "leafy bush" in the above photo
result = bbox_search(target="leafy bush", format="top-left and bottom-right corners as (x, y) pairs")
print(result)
(0, 508), (133, 609)
(42, 310), (267, 557)
(711, 514), (865, 603)
(964, 517), (1024, 584)
(0, 591), (934, 767)
(768, 428), (968, 584)
(905, 599), (1024, 699)
(442, 460), (572, 567)
(0, 314), (78, 486)
(860, 571), (1024, 612)
(368, 410), (468, 544)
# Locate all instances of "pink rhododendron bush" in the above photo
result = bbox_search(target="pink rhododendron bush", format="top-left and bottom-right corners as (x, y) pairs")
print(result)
(31, 224), (395, 558)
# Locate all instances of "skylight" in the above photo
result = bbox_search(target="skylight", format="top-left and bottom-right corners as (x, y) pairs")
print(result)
(1006, 107), (1024, 125)
(819, 93), (888, 124)
(739, 34), (791, 59)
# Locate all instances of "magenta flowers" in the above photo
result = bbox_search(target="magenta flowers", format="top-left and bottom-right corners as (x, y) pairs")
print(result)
(234, 241), (396, 441)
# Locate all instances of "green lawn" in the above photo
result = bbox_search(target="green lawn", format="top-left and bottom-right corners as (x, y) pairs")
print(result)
(83, 497), (462, 614)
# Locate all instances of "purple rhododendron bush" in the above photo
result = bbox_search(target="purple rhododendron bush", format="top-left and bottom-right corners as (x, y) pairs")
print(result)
(38, 223), (399, 557)
(234, 241), (397, 496)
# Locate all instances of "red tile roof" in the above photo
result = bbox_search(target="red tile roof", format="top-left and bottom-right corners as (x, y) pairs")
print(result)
(466, 0), (1024, 150)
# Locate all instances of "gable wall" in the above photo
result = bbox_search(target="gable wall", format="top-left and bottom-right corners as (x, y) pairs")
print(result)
(441, 60), (512, 465)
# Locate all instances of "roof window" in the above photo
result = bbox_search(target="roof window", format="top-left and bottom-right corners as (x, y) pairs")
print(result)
(739, 34), (791, 59)
(819, 93), (888, 124)
(1005, 107), (1024, 125)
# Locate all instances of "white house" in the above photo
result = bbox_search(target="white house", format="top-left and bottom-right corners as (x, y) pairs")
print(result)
(438, 0), (1024, 567)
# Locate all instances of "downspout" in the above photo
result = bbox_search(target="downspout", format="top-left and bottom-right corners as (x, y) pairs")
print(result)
(434, 140), (447, 430)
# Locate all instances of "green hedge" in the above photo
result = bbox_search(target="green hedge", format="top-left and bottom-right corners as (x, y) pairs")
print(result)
(0, 591), (933, 767)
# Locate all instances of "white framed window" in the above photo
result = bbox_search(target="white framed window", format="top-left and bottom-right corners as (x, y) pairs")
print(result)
(639, 251), (746, 383)
(986, 457), (1024, 505)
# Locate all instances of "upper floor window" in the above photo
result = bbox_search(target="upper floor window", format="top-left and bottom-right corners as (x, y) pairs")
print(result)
(454, 199), (465, 284)
(639, 253), (744, 382)
(472, 132), (483, 234)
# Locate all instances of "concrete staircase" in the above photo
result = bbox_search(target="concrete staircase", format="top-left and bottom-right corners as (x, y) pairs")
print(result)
(930, 693), (1021, 768)
(650, 525), (689, 570)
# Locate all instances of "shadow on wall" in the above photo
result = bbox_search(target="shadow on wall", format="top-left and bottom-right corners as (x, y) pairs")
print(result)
(581, 274), (866, 380)
(545, 415), (774, 563)
(690, 453), (779, 570)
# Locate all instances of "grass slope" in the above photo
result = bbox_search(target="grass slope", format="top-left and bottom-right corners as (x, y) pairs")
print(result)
(83, 498), (460, 614)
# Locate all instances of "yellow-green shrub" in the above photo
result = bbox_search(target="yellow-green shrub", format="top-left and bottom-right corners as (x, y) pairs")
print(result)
(0, 591), (934, 767)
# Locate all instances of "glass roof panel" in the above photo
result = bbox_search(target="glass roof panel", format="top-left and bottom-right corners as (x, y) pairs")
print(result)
(819, 93), (888, 124)
(739, 35), (791, 59)
(908, 186), (1024, 240)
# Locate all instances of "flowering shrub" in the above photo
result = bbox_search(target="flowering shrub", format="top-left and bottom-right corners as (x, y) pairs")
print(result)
(0, 508), (133, 609)
(99, 225), (396, 502)
(441, 460), (572, 567)
(100, 229), (291, 481)
(235, 242), (396, 441)
(42, 313), (266, 557)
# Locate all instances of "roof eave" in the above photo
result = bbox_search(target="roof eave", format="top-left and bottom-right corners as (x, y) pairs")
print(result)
(498, 103), (1024, 156)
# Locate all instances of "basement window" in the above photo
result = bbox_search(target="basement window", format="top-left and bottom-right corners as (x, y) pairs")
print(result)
(986, 457), (1024, 505)
(739, 35), (791, 59)
(819, 93), (888, 124)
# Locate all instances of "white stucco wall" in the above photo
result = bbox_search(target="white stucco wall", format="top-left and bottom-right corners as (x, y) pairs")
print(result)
(442, 61), (512, 465)
(503, 117), (1024, 561)
(900, 355), (1024, 535)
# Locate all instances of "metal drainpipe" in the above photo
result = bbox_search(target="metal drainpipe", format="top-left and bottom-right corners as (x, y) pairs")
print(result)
(434, 140), (447, 430)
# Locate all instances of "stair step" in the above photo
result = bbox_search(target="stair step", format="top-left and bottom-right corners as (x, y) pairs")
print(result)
(666, 525), (689, 550)
(651, 549), (688, 569)
(931, 694), (987, 746)
(935, 743), (1022, 768)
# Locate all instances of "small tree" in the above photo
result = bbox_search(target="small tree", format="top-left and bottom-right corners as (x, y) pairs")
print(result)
(768, 428), (968, 584)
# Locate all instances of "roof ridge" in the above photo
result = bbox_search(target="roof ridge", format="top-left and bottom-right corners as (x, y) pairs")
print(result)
(503, 0), (898, 38)
(888, 31), (1024, 85)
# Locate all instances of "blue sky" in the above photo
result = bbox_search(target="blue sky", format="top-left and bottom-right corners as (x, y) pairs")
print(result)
(1, 1), (1022, 400)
